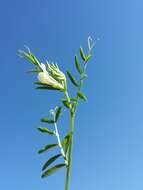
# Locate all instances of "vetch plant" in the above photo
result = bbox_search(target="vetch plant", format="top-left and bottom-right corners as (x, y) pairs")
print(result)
(18, 37), (95, 190)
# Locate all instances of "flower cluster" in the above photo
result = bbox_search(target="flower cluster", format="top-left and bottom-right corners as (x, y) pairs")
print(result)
(38, 62), (66, 91)
(18, 47), (66, 91)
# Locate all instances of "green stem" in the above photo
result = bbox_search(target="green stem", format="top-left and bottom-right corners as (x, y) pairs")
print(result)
(65, 111), (75, 190)
(64, 64), (87, 190)
(65, 90), (71, 103)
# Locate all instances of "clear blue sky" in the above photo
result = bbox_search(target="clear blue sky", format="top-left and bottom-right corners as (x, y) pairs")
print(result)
(0, 0), (143, 190)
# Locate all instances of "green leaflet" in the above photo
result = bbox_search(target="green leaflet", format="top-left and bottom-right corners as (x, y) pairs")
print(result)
(38, 144), (58, 154)
(18, 50), (34, 64)
(62, 100), (71, 109)
(18, 49), (40, 67)
(80, 47), (86, 62)
(75, 55), (82, 74)
(77, 91), (87, 101)
(66, 71), (79, 87)
(30, 53), (40, 66)
(41, 163), (66, 178)
(36, 86), (61, 91)
(42, 154), (62, 171)
(35, 82), (62, 91)
(55, 107), (62, 122)
(37, 127), (54, 135)
(85, 54), (92, 63)
(62, 134), (71, 154)
(41, 118), (55, 124)
(27, 70), (40, 74)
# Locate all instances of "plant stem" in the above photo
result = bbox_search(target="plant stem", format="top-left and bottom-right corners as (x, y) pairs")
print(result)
(64, 64), (87, 190)
(65, 90), (71, 103)
(65, 111), (75, 190)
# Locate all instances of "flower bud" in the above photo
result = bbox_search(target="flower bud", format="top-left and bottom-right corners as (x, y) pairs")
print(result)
(47, 63), (66, 81)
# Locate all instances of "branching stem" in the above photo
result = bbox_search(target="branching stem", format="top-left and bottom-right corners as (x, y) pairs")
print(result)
(65, 64), (87, 190)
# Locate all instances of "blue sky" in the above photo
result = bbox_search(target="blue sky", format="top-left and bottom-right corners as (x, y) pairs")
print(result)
(0, 0), (143, 190)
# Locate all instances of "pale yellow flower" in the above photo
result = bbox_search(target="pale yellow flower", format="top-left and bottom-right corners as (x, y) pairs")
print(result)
(38, 63), (65, 90)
